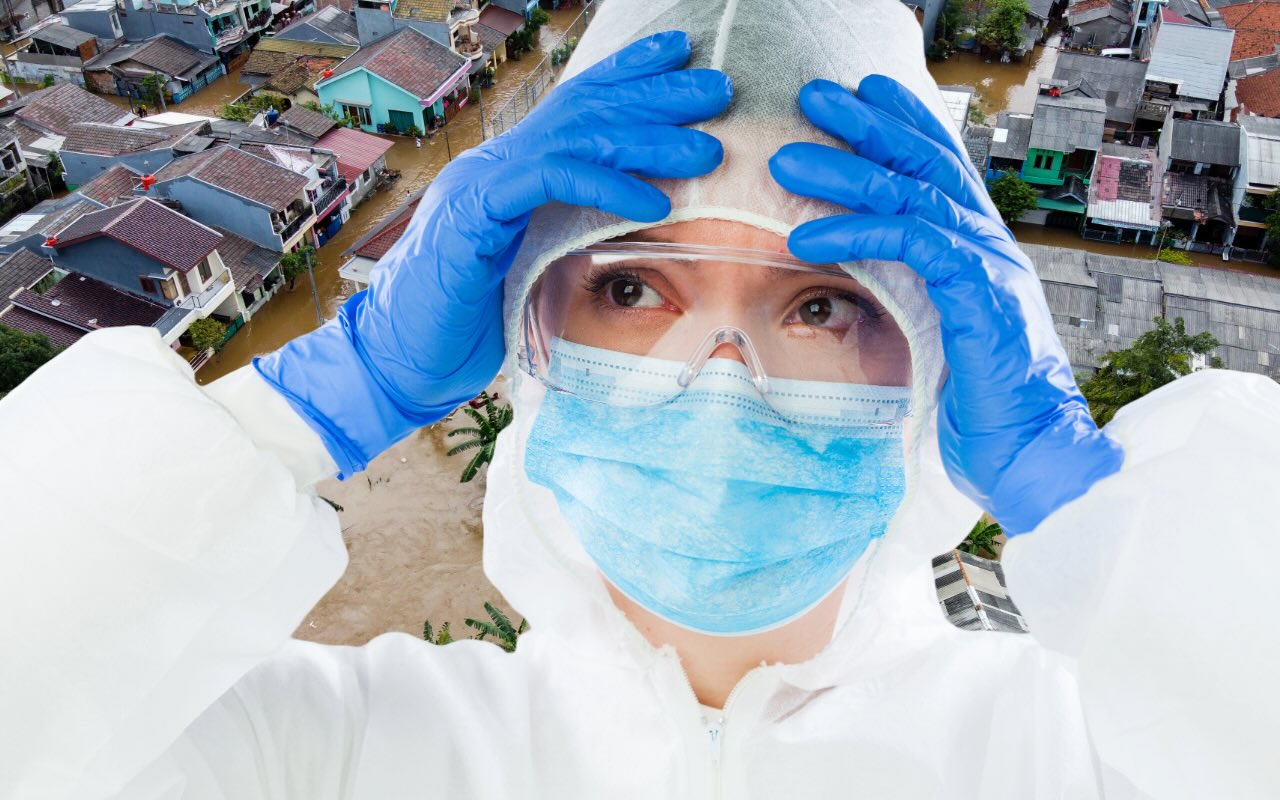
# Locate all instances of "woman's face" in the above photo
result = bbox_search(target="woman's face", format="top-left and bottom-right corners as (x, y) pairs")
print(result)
(533, 219), (912, 387)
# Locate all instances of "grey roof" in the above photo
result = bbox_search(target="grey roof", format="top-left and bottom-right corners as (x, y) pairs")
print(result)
(1168, 118), (1241, 166)
(30, 24), (96, 50)
(0, 248), (55, 304)
(963, 125), (994, 171)
(1029, 95), (1106, 154)
(1240, 115), (1280, 188)
(273, 6), (359, 46)
(990, 112), (1033, 161)
(1147, 23), (1235, 102)
(1051, 52), (1148, 126)
(1023, 242), (1280, 379)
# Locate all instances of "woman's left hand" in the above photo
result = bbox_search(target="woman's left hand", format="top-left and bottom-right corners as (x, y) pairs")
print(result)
(768, 76), (1123, 535)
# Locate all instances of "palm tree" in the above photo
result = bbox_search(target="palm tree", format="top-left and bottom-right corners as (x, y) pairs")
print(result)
(464, 602), (529, 652)
(446, 391), (513, 482)
(958, 518), (1004, 559)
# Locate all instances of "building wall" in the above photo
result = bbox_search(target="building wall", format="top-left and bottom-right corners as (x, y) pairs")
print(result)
(62, 149), (173, 190)
(61, 8), (118, 40)
(346, 153), (385, 207)
(119, 6), (218, 54)
(9, 55), (86, 86)
(488, 0), (532, 17)
(154, 178), (281, 250)
(918, 0), (945, 46)
(394, 18), (449, 47)
(1073, 16), (1130, 50)
(50, 237), (174, 302)
(1023, 147), (1065, 185)
(318, 69), (423, 133)
(355, 6), (395, 45)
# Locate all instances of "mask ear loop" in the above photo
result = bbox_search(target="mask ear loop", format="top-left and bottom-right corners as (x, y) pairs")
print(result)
(678, 326), (771, 396)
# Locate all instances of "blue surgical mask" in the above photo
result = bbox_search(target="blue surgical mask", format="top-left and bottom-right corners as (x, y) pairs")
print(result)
(523, 342), (910, 636)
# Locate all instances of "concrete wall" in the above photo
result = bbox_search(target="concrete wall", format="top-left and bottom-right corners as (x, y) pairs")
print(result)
(50, 236), (175, 302)
(61, 8), (119, 40)
(153, 178), (281, 250)
(62, 150), (173, 189)
(488, 0), (532, 17)
(318, 69), (424, 133)
(9, 54), (86, 86)
(395, 18), (448, 47)
(346, 153), (385, 208)
(355, 7), (395, 45)
(119, 6), (217, 53)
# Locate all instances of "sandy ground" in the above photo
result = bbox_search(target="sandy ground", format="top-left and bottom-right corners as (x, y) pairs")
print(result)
(293, 378), (517, 647)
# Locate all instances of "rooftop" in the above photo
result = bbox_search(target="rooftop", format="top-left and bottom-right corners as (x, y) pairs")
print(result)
(9, 271), (168, 332)
(10, 83), (133, 136)
(0, 247), (55, 303)
(29, 24), (96, 51)
(937, 84), (975, 132)
(51, 198), (223, 272)
(990, 112), (1033, 161)
(274, 6), (359, 46)
(0, 304), (85, 349)
(322, 27), (468, 101)
(1029, 95), (1106, 154)
(393, 0), (451, 22)
(211, 225), (279, 292)
(1240, 114), (1280, 188)
(76, 164), (140, 207)
(962, 125), (995, 171)
(1219, 1), (1280, 61)
(85, 35), (218, 81)
(248, 37), (358, 60)
(1147, 22), (1235, 102)
(61, 120), (206, 157)
(478, 3), (524, 35)
(279, 105), (337, 139)
(1162, 171), (1235, 225)
(1067, 0), (1131, 24)
(1087, 144), (1163, 230)
(1168, 118), (1242, 166)
(344, 188), (424, 261)
(314, 126), (393, 180)
(1235, 67), (1280, 117)
(1051, 52), (1148, 126)
(153, 145), (309, 211)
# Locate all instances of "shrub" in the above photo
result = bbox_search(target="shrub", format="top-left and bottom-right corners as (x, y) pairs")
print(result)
(187, 317), (227, 352)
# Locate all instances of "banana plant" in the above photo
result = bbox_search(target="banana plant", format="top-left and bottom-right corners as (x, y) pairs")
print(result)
(446, 391), (513, 483)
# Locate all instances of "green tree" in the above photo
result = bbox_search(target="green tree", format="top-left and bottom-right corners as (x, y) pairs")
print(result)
(422, 619), (455, 645)
(279, 244), (314, 290)
(988, 170), (1038, 224)
(141, 73), (165, 108)
(958, 518), (1003, 559)
(465, 602), (529, 652)
(446, 391), (513, 482)
(1157, 247), (1194, 265)
(186, 317), (226, 352)
(1260, 188), (1280, 267)
(976, 0), (1029, 53)
(0, 324), (59, 395)
(40, 74), (55, 88)
(1080, 317), (1221, 426)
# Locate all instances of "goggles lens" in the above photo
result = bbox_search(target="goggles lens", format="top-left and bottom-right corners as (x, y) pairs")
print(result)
(520, 242), (913, 423)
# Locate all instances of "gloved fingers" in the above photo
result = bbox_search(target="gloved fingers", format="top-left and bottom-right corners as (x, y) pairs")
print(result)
(488, 125), (724, 179)
(797, 79), (998, 221)
(569, 30), (693, 85)
(855, 74), (985, 184)
(562, 68), (734, 129)
(482, 155), (672, 223)
(769, 142), (1005, 241)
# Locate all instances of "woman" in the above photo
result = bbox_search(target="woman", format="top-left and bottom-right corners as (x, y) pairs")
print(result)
(3, 1), (1276, 797)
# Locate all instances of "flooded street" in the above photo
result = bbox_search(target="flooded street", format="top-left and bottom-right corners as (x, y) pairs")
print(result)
(98, 68), (251, 115)
(927, 36), (1061, 122)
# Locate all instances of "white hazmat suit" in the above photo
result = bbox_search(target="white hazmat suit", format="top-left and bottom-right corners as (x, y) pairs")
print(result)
(3, 0), (1280, 798)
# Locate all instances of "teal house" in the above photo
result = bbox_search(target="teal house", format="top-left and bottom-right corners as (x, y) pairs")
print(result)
(315, 27), (472, 135)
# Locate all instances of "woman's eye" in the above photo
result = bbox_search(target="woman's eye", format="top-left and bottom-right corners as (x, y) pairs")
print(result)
(606, 278), (663, 308)
(792, 295), (863, 329)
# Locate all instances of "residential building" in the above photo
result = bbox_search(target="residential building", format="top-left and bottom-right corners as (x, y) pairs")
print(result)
(9, 23), (100, 86)
(315, 27), (471, 134)
(235, 138), (350, 245)
(475, 2), (523, 69)
(277, 104), (337, 139)
(988, 111), (1034, 178)
(1232, 115), (1280, 250)
(1026, 242), (1280, 378)
(59, 0), (126, 44)
(83, 35), (225, 105)
(239, 37), (357, 107)
(1083, 142), (1164, 243)
(1065, 0), (1133, 50)
(1233, 66), (1280, 118)
(357, 0), (486, 54)
(75, 163), (143, 207)
(0, 128), (31, 210)
(0, 83), (134, 189)
(1129, 0), (1161, 52)
(1159, 117), (1242, 244)
(1218, 1), (1280, 63)
(1050, 52), (1148, 140)
(1022, 94), (1107, 225)
(150, 144), (316, 251)
(314, 124), (393, 207)
(1139, 17), (1235, 126)
(0, 195), (100, 255)
(59, 120), (210, 188)
(272, 4), (359, 44)
(937, 85), (976, 131)
(0, 249), (57, 319)
(41, 197), (242, 343)
(0, 268), (172, 350)
(338, 185), (421, 283)
(962, 124), (995, 173)
(210, 224), (283, 318)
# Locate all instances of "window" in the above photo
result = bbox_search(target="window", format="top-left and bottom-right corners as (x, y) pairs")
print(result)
(139, 276), (157, 295)
(341, 103), (372, 127)
(1032, 154), (1044, 169)
(198, 257), (213, 284)
(362, 168), (372, 183)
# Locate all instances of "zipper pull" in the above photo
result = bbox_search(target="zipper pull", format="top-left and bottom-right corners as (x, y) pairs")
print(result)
(705, 716), (724, 765)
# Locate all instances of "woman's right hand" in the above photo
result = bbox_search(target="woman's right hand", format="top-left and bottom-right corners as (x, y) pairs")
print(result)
(256, 31), (733, 476)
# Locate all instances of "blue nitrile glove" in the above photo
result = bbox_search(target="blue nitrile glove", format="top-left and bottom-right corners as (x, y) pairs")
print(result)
(769, 76), (1123, 535)
(255, 32), (732, 477)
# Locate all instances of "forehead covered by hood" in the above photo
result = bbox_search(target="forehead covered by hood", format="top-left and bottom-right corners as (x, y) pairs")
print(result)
(488, 0), (981, 656)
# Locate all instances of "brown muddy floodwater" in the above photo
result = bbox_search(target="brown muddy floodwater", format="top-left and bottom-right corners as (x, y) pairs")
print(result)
(99, 69), (251, 116)
(927, 35), (1061, 123)
(186, 10), (581, 646)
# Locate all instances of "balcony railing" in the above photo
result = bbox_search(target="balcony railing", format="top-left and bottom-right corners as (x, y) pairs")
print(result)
(276, 205), (316, 244)
(214, 23), (246, 48)
(1239, 205), (1270, 224)
(311, 177), (348, 217)
(1136, 99), (1169, 121)
(176, 270), (232, 311)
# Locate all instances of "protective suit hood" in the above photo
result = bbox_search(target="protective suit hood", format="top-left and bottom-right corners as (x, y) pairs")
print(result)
(486, 0), (981, 683)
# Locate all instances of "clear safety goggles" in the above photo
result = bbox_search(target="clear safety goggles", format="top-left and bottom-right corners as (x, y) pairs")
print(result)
(519, 242), (914, 427)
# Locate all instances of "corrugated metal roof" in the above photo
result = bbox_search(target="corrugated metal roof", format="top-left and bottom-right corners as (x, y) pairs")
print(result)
(963, 125), (994, 171)
(990, 112), (1032, 161)
(1147, 22), (1235, 102)
(1029, 95), (1106, 154)
(1168, 118), (1241, 167)
(1051, 52), (1148, 126)
(1240, 115), (1280, 189)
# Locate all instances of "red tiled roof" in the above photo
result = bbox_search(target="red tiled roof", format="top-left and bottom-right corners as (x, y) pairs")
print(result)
(77, 165), (140, 207)
(1162, 7), (1192, 23)
(323, 27), (468, 101)
(478, 4), (524, 35)
(1237, 68), (1280, 116)
(153, 145), (309, 211)
(347, 191), (422, 261)
(52, 198), (222, 273)
(10, 271), (167, 331)
(1220, 1), (1280, 60)
(315, 126), (393, 180)
(0, 305), (84, 349)
(14, 83), (132, 136)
